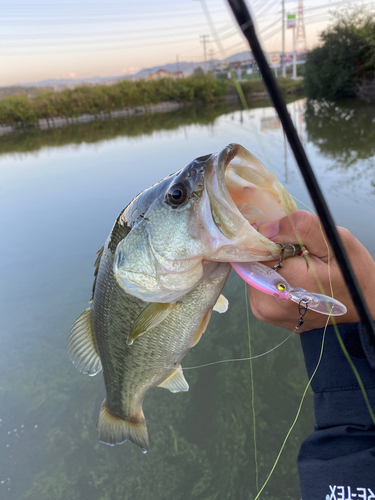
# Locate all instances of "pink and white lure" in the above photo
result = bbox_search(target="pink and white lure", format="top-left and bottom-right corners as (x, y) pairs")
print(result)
(230, 261), (347, 316)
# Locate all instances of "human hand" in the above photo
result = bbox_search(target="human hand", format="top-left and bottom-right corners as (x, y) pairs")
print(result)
(247, 210), (375, 332)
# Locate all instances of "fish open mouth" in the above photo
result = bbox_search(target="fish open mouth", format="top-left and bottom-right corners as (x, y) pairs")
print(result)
(202, 143), (298, 261)
(114, 143), (298, 304)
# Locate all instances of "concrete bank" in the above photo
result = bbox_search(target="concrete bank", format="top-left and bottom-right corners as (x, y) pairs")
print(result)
(0, 101), (183, 137)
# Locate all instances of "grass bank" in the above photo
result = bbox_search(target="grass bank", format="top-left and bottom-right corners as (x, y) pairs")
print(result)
(240, 77), (304, 99)
(0, 75), (227, 128)
(0, 75), (304, 130)
(0, 102), (239, 156)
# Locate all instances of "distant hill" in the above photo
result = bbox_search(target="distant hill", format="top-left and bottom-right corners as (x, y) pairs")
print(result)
(133, 60), (220, 79)
(225, 51), (254, 63)
(3, 51), (254, 90)
(13, 76), (131, 89)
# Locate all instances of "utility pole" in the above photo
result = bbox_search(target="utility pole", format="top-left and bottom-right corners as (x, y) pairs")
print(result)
(200, 34), (209, 73)
(282, 0), (286, 77)
(292, 25), (297, 79)
(176, 54), (180, 74)
(208, 48), (215, 71)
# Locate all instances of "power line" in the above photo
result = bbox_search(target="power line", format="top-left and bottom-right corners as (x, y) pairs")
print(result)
(0, 7), (227, 25)
(2, 23), (215, 41)
(199, 34), (210, 72)
(0, 36), (200, 57)
(258, 18), (281, 35)
(197, 0), (226, 59)
(4, 29), (214, 49)
(255, 0), (280, 19)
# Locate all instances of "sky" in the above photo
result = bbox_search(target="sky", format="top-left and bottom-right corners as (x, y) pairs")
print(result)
(1, 0), (374, 86)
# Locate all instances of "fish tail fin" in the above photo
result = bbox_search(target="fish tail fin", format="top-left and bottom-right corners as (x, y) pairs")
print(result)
(97, 400), (150, 452)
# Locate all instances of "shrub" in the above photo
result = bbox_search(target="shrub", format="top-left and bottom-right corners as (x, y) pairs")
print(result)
(304, 8), (375, 100)
(0, 75), (229, 127)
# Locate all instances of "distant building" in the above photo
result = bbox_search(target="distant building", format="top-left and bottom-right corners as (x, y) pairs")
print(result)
(214, 53), (256, 76)
(144, 69), (184, 81)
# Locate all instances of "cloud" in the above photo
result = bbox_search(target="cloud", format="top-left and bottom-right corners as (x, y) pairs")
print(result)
(123, 67), (140, 75)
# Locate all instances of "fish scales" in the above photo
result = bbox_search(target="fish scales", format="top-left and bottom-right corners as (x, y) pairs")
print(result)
(69, 143), (298, 452)
(93, 215), (230, 450)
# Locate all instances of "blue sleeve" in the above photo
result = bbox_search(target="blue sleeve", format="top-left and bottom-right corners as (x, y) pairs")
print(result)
(298, 323), (375, 500)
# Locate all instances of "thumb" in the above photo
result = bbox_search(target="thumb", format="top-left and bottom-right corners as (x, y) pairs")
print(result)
(258, 211), (330, 260)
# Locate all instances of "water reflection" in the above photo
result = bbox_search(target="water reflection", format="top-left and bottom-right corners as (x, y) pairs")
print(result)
(1, 98), (374, 500)
(3, 277), (310, 500)
(305, 99), (375, 172)
(0, 103), (244, 158)
(0, 103), (238, 157)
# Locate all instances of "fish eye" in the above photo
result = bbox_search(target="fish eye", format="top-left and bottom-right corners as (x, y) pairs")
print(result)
(167, 183), (187, 206)
(277, 283), (287, 291)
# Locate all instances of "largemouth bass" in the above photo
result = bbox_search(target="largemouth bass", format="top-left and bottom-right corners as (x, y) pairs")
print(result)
(69, 143), (297, 452)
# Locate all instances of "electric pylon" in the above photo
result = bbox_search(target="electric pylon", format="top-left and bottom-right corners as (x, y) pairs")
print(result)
(296, 0), (307, 51)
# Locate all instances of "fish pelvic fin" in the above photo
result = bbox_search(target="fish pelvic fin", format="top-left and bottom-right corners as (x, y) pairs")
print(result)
(190, 309), (213, 348)
(158, 365), (189, 393)
(213, 294), (229, 313)
(97, 400), (150, 452)
(68, 308), (102, 376)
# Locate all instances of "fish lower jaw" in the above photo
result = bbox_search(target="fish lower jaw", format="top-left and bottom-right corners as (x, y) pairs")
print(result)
(207, 237), (281, 262)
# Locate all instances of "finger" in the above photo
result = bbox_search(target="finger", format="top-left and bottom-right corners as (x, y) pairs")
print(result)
(258, 211), (331, 260)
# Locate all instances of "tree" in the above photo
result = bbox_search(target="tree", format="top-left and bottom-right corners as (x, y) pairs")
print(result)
(304, 8), (375, 100)
(193, 66), (204, 75)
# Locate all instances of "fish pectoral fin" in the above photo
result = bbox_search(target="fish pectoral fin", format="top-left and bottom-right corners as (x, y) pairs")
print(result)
(158, 365), (189, 393)
(97, 400), (150, 452)
(127, 302), (177, 345)
(68, 308), (102, 376)
(213, 294), (229, 313)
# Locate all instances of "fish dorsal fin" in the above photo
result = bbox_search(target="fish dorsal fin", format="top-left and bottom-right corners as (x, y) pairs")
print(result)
(213, 294), (229, 313)
(91, 246), (104, 301)
(94, 246), (104, 276)
(127, 302), (177, 345)
(68, 308), (102, 376)
(158, 365), (189, 393)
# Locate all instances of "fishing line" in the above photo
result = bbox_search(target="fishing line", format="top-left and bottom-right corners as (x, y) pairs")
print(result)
(246, 284), (259, 493)
(198, 0), (279, 171)
(227, 0), (375, 354)
(290, 195), (335, 299)
(254, 317), (329, 500)
(198, 2), (375, 492)
(182, 332), (293, 370)
(333, 320), (375, 425)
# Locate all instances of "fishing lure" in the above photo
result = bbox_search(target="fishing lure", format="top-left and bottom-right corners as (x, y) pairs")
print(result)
(230, 261), (347, 316)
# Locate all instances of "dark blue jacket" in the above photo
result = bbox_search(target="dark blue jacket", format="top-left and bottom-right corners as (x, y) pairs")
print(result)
(298, 323), (375, 499)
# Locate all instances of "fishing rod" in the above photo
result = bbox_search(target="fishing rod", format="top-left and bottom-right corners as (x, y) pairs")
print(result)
(226, 0), (375, 365)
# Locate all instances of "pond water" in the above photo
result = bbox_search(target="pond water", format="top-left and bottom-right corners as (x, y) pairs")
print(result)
(0, 98), (374, 500)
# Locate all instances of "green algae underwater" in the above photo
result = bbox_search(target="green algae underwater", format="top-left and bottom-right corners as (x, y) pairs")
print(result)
(1, 98), (374, 500)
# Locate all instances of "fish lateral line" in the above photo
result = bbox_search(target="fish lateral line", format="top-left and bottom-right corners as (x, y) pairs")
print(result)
(70, 143), (308, 451)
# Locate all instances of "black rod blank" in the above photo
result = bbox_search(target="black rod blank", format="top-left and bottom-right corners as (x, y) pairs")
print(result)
(227, 0), (375, 361)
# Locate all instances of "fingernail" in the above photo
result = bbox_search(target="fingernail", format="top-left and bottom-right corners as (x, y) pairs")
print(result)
(259, 220), (279, 239)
